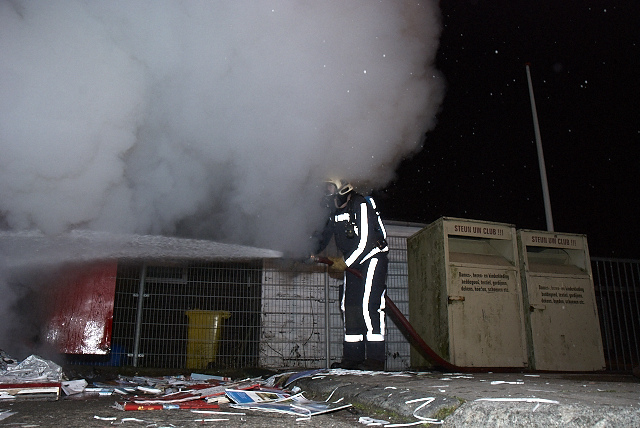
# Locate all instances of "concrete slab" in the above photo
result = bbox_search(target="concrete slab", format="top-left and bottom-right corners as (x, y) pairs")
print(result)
(292, 369), (640, 427)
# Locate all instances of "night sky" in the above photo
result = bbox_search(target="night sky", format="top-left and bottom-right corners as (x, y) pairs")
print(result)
(374, 1), (640, 259)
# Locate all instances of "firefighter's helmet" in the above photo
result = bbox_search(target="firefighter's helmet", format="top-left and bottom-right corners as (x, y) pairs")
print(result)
(325, 178), (353, 197)
(325, 178), (354, 207)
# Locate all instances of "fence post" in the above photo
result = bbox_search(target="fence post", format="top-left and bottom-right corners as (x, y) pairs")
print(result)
(132, 263), (147, 367)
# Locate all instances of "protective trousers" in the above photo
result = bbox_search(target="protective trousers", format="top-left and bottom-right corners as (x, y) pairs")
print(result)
(341, 255), (388, 364)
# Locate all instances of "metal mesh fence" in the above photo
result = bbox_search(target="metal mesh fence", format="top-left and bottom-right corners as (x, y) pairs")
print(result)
(108, 224), (420, 371)
(111, 261), (263, 370)
(260, 260), (339, 369)
(384, 234), (413, 370)
(592, 257), (640, 371)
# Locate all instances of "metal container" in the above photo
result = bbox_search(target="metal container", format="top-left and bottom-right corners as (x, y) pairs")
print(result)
(408, 217), (528, 368)
(517, 230), (606, 371)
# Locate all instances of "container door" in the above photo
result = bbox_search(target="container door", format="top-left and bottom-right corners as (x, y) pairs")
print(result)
(448, 265), (527, 367)
(527, 273), (605, 371)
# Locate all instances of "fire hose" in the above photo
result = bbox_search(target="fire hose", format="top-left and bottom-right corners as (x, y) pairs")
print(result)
(313, 255), (511, 372)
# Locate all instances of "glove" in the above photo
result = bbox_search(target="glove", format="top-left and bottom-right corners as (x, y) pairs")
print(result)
(327, 256), (347, 273)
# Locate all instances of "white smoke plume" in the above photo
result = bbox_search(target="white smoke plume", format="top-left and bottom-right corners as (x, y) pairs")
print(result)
(0, 0), (444, 256)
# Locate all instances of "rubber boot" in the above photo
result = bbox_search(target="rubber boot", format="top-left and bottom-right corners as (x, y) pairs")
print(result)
(359, 341), (385, 371)
(331, 341), (364, 369)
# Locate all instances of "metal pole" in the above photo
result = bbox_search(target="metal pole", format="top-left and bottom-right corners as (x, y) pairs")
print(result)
(324, 268), (331, 368)
(132, 263), (147, 367)
(525, 63), (554, 232)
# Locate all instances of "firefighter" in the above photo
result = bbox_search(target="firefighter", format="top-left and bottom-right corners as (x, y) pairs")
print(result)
(315, 178), (389, 371)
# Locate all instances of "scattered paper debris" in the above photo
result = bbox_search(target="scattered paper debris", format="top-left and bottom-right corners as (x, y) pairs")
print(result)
(227, 388), (351, 419)
(190, 373), (231, 382)
(404, 397), (443, 425)
(62, 379), (88, 395)
(188, 418), (229, 422)
(0, 409), (16, 421)
(86, 370), (354, 421)
(225, 389), (290, 404)
(387, 422), (440, 427)
(93, 415), (117, 421)
(191, 410), (246, 416)
(284, 369), (324, 386)
(441, 375), (474, 380)
(359, 415), (390, 425)
(405, 397), (434, 404)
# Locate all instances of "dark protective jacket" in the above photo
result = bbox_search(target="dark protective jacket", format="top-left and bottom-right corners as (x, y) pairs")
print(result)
(317, 193), (389, 267)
